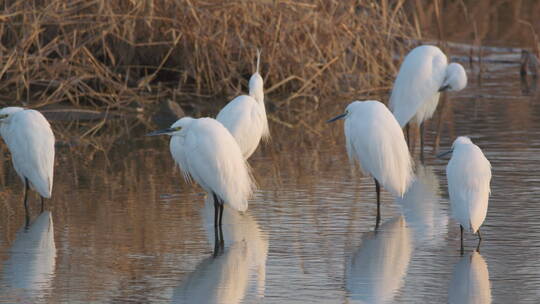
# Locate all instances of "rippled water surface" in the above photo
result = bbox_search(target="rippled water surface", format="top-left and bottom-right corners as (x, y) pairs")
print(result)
(1, 48), (540, 303)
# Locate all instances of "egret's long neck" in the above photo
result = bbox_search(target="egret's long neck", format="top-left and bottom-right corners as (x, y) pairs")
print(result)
(250, 88), (264, 106)
(248, 73), (265, 106)
(248, 73), (269, 139)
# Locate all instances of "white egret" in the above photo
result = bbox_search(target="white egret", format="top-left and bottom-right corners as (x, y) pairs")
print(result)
(389, 45), (467, 159)
(147, 117), (255, 226)
(2, 211), (56, 302)
(216, 49), (270, 159)
(328, 100), (413, 222)
(449, 251), (492, 304)
(0, 107), (55, 224)
(346, 216), (412, 304)
(440, 136), (491, 251)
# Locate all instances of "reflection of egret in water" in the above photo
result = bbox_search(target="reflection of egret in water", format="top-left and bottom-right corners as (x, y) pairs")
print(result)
(396, 164), (448, 246)
(172, 196), (268, 304)
(1, 211), (56, 301)
(345, 216), (412, 304)
(449, 251), (492, 304)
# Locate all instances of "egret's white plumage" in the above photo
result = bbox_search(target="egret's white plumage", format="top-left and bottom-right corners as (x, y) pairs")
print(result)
(446, 137), (491, 233)
(342, 100), (413, 197)
(390, 45), (467, 127)
(165, 117), (255, 212)
(0, 107), (55, 199)
(449, 251), (492, 304)
(346, 216), (412, 304)
(217, 49), (269, 159)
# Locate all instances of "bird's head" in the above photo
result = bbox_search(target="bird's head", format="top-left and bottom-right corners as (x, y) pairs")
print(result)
(437, 136), (472, 158)
(146, 117), (195, 137)
(0, 107), (25, 123)
(248, 72), (264, 104)
(248, 48), (264, 103)
(327, 101), (366, 123)
(440, 63), (467, 92)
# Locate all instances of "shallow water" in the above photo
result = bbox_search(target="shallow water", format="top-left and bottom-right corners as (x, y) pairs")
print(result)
(1, 50), (540, 303)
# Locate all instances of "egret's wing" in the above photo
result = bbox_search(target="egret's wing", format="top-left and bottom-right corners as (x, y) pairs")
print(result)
(389, 46), (448, 127)
(446, 144), (491, 232)
(185, 118), (254, 211)
(8, 110), (55, 198)
(345, 101), (413, 196)
(217, 95), (264, 158)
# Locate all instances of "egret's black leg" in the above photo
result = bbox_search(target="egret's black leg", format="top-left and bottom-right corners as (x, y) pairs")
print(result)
(40, 197), (45, 213)
(375, 179), (381, 223)
(219, 202), (224, 227)
(476, 228), (482, 252)
(213, 225), (220, 257)
(460, 225), (464, 255)
(420, 122), (425, 162)
(218, 222), (224, 251)
(23, 178), (30, 227)
(213, 193), (219, 227)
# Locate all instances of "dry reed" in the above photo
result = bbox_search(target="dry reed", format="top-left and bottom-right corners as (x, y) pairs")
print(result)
(0, 0), (416, 118)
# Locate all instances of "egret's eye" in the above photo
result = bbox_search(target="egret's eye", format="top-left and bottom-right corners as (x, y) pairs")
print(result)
(174, 126), (182, 131)
(0, 114), (7, 119)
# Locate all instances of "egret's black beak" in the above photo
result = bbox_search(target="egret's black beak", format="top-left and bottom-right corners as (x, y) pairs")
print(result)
(327, 113), (347, 123)
(146, 128), (175, 136)
(438, 84), (450, 92)
(436, 149), (453, 158)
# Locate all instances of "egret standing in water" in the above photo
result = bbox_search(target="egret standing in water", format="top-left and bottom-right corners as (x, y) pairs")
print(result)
(147, 117), (255, 226)
(217, 49), (270, 159)
(440, 136), (491, 251)
(328, 101), (413, 224)
(390, 45), (467, 160)
(0, 107), (55, 225)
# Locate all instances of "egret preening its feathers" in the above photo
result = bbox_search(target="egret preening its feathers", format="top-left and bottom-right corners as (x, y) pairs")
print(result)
(217, 49), (270, 159)
(328, 100), (413, 224)
(389, 45), (467, 159)
(147, 117), (256, 226)
(441, 136), (491, 252)
(0, 107), (55, 225)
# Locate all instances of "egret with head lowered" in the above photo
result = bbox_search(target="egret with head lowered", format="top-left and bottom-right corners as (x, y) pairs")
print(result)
(390, 45), (467, 160)
(217, 49), (270, 159)
(328, 100), (413, 224)
(147, 117), (255, 227)
(439, 136), (491, 252)
(0, 107), (55, 225)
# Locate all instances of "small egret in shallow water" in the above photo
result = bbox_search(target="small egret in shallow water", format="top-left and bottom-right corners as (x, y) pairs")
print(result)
(217, 49), (270, 159)
(147, 117), (255, 226)
(328, 100), (413, 223)
(390, 45), (467, 159)
(440, 136), (491, 251)
(0, 107), (55, 224)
